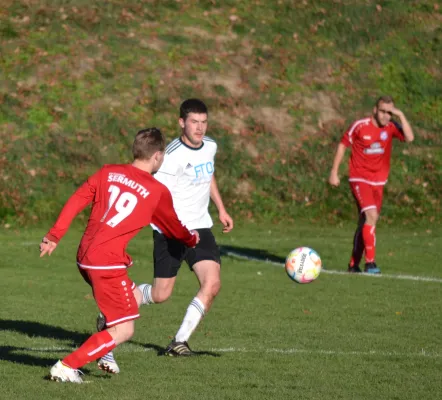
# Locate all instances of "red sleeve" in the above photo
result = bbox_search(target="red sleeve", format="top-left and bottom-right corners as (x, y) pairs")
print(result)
(151, 187), (197, 247)
(391, 121), (405, 142)
(340, 123), (354, 147)
(45, 169), (101, 243)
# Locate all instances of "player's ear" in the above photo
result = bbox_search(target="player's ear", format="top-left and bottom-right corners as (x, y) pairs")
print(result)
(155, 150), (164, 165)
(179, 118), (185, 129)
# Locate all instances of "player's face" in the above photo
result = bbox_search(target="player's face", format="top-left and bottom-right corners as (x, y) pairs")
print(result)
(373, 101), (394, 127)
(180, 112), (208, 148)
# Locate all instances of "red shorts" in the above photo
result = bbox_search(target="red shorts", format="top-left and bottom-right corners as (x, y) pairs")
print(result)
(350, 181), (384, 213)
(79, 267), (139, 327)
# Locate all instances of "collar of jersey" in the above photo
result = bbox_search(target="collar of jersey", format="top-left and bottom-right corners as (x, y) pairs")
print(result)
(179, 137), (205, 151)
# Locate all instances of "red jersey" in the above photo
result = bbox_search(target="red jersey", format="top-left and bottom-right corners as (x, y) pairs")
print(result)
(341, 117), (405, 185)
(46, 164), (197, 269)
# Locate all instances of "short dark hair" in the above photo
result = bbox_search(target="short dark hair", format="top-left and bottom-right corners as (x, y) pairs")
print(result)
(179, 98), (208, 120)
(375, 95), (394, 108)
(132, 128), (165, 160)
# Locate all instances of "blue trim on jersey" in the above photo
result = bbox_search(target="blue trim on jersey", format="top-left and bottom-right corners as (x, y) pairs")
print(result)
(166, 136), (216, 153)
(178, 137), (205, 151)
(391, 120), (404, 133)
(166, 140), (182, 154)
(166, 138), (180, 150)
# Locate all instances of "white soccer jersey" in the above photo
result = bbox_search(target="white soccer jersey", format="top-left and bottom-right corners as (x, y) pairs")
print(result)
(152, 136), (217, 231)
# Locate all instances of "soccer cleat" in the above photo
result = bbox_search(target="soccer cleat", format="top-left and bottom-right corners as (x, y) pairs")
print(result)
(49, 360), (83, 383)
(97, 355), (120, 374)
(364, 262), (381, 274)
(347, 265), (362, 273)
(164, 340), (195, 357)
(96, 312), (106, 332)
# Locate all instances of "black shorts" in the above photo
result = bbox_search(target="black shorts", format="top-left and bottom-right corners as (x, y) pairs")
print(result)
(153, 228), (221, 278)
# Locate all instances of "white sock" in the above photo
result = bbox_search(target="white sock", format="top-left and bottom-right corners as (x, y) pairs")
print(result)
(138, 283), (154, 305)
(101, 351), (115, 363)
(175, 297), (205, 343)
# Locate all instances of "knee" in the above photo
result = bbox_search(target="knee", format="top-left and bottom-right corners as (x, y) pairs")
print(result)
(206, 279), (221, 298)
(123, 326), (135, 342)
(152, 288), (173, 304)
(109, 322), (135, 345)
(365, 210), (379, 225)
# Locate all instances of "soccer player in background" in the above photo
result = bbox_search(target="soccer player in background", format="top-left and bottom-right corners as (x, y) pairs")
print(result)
(39, 128), (199, 383)
(98, 98), (233, 371)
(328, 96), (414, 274)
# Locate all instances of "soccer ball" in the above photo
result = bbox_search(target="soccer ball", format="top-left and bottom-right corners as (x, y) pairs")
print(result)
(285, 247), (322, 284)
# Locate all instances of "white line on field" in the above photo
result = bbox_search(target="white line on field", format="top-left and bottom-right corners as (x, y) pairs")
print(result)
(23, 346), (441, 359)
(220, 249), (442, 283)
(20, 243), (442, 283)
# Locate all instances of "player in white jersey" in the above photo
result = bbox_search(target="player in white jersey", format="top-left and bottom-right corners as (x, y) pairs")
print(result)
(97, 99), (233, 370)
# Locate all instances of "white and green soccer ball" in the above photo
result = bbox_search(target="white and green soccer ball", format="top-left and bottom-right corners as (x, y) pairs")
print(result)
(285, 247), (322, 284)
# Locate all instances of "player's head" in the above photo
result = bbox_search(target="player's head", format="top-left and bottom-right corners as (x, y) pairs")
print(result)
(373, 95), (394, 127)
(179, 98), (208, 148)
(132, 127), (165, 173)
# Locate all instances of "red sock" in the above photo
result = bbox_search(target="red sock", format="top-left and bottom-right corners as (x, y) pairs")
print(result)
(62, 330), (116, 370)
(362, 223), (376, 263)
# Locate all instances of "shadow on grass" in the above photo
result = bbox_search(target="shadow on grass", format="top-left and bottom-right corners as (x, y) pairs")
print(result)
(219, 245), (285, 264)
(0, 319), (221, 369)
(141, 343), (221, 357)
(0, 319), (90, 368)
(0, 346), (55, 367)
(0, 319), (153, 367)
(0, 319), (90, 344)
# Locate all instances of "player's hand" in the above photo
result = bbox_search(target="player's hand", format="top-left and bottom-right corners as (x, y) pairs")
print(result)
(328, 172), (340, 187)
(391, 107), (404, 118)
(219, 210), (234, 233)
(190, 230), (200, 247)
(39, 237), (57, 257)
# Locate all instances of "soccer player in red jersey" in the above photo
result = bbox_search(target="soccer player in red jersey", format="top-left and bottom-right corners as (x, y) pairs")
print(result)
(329, 96), (414, 274)
(39, 128), (199, 383)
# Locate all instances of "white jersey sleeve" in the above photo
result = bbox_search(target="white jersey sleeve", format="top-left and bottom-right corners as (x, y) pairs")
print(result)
(154, 150), (181, 189)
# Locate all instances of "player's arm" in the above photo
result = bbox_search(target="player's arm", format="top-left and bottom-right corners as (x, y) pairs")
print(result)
(152, 188), (199, 247)
(329, 143), (347, 187)
(391, 108), (414, 142)
(40, 170), (100, 257)
(210, 175), (233, 233)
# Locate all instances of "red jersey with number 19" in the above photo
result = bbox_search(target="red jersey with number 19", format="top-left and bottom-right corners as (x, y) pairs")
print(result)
(45, 164), (197, 269)
(340, 118), (405, 185)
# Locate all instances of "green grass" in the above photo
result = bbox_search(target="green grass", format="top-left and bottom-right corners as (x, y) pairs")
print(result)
(0, 222), (441, 399)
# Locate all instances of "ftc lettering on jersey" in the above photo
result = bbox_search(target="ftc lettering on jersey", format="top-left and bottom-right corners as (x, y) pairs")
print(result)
(107, 173), (150, 198)
(193, 162), (214, 183)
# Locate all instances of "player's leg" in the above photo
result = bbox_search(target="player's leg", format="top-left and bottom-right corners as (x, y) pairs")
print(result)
(348, 211), (365, 273)
(359, 183), (381, 273)
(75, 266), (120, 375)
(362, 207), (380, 273)
(363, 185), (384, 273)
(348, 183), (367, 272)
(138, 231), (184, 305)
(98, 233), (183, 372)
(165, 229), (221, 356)
(50, 270), (139, 382)
(96, 285), (142, 374)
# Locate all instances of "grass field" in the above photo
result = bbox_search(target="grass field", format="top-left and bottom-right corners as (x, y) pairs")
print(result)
(0, 222), (441, 399)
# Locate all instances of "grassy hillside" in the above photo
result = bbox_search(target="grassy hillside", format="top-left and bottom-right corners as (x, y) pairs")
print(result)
(1, 0), (441, 226)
